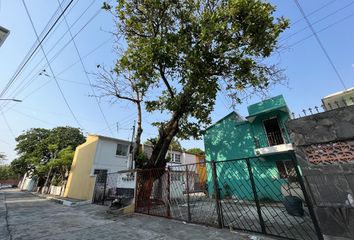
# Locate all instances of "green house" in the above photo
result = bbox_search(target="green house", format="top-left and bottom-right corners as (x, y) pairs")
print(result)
(203, 95), (296, 201)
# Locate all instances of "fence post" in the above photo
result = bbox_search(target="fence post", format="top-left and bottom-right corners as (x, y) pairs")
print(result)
(185, 165), (191, 222)
(290, 154), (324, 240)
(166, 167), (171, 217)
(211, 160), (223, 228)
(134, 170), (139, 212)
(246, 158), (266, 234)
(102, 173), (107, 205)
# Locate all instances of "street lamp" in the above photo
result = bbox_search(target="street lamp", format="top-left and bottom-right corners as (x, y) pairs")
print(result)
(0, 99), (22, 102)
(0, 26), (10, 48)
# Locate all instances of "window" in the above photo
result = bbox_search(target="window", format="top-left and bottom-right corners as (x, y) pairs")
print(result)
(276, 160), (296, 179)
(116, 143), (128, 156)
(174, 154), (181, 163)
(167, 152), (181, 163)
(94, 169), (107, 183)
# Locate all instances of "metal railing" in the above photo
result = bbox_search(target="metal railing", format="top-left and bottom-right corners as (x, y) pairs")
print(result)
(254, 131), (290, 148)
(93, 170), (136, 206)
(135, 157), (323, 240)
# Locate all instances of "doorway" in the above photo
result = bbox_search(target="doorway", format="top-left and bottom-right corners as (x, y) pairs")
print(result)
(263, 118), (284, 146)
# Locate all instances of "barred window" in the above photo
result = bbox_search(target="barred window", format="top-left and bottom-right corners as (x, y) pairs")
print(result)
(276, 160), (295, 179)
(94, 169), (107, 183)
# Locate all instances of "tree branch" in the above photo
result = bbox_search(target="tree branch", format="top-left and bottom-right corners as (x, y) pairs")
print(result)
(158, 64), (175, 98)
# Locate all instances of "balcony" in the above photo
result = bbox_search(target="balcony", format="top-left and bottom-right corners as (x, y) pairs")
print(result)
(254, 131), (293, 156)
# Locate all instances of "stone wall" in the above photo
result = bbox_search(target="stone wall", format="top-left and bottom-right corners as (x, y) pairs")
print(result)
(286, 105), (354, 239)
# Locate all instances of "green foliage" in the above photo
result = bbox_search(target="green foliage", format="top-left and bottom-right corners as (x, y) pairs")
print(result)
(0, 165), (19, 180)
(14, 126), (84, 178)
(109, 0), (289, 140)
(48, 147), (75, 172)
(10, 157), (29, 176)
(135, 149), (149, 168)
(51, 175), (62, 186)
(187, 148), (205, 156)
(145, 137), (183, 151)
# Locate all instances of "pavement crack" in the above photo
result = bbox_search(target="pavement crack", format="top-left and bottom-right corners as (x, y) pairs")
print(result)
(2, 192), (13, 240)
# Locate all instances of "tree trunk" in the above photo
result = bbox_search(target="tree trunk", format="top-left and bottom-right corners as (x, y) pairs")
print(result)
(42, 166), (53, 194)
(132, 101), (143, 168)
(149, 113), (181, 168)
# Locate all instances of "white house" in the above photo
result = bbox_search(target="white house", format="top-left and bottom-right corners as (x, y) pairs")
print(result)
(64, 134), (134, 201)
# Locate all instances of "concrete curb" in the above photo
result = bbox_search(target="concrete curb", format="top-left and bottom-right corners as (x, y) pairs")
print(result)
(30, 192), (91, 206)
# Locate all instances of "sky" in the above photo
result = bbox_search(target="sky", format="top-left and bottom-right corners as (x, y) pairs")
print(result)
(0, 0), (353, 163)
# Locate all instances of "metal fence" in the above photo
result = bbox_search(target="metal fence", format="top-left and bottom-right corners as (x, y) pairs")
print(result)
(135, 157), (323, 240)
(93, 170), (136, 206)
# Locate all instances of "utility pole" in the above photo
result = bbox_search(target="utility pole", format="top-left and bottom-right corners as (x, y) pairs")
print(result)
(129, 120), (136, 169)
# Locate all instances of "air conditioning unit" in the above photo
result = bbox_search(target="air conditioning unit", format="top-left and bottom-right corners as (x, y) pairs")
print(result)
(0, 26), (10, 48)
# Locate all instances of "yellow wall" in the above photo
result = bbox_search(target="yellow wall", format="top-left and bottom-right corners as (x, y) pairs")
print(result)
(64, 136), (98, 201)
(195, 155), (207, 185)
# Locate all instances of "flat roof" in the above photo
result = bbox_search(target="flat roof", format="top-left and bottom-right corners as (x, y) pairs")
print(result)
(88, 134), (131, 144)
(323, 87), (354, 99)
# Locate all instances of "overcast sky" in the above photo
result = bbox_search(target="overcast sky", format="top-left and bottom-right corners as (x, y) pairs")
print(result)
(0, 0), (353, 163)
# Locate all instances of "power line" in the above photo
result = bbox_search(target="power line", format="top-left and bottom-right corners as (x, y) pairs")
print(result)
(291, 0), (338, 26)
(1, 37), (111, 114)
(1, 1), (100, 108)
(22, 0), (83, 128)
(281, 1), (354, 43)
(293, 0), (347, 90)
(289, 11), (354, 48)
(57, 0), (114, 136)
(0, 0), (75, 99)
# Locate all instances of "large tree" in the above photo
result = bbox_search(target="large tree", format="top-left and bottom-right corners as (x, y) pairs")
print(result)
(104, 0), (288, 168)
(14, 126), (85, 191)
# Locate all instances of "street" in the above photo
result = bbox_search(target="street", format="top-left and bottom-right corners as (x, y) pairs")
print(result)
(0, 189), (273, 240)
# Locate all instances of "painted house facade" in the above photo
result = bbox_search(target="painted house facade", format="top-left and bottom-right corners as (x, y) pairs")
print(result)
(204, 95), (297, 201)
(64, 135), (133, 201)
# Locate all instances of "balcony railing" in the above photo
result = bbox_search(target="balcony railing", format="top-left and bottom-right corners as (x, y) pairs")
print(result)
(254, 131), (290, 149)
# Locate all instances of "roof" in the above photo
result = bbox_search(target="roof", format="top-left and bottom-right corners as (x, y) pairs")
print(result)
(204, 111), (245, 132)
(88, 134), (132, 144)
(323, 87), (354, 99)
(247, 95), (288, 116)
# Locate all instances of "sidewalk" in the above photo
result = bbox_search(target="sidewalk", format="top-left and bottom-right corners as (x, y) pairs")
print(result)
(1, 189), (276, 240)
(31, 191), (91, 206)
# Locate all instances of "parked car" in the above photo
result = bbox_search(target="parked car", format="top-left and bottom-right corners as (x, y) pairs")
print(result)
(0, 184), (12, 189)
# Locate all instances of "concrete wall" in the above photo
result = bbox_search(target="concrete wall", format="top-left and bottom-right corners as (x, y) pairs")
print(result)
(286, 105), (354, 239)
(93, 138), (129, 173)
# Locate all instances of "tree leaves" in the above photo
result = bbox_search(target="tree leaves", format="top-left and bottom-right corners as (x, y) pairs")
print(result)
(108, 0), (289, 166)
(13, 127), (84, 177)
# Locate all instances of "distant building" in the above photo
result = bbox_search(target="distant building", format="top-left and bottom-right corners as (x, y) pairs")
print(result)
(322, 87), (354, 110)
(142, 144), (206, 198)
(64, 134), (205, 201)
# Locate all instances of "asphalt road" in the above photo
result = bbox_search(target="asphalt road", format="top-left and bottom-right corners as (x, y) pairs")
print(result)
(0, 189), (274, 240)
